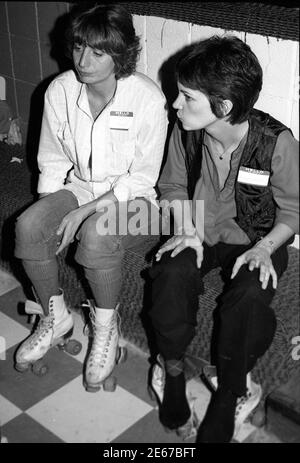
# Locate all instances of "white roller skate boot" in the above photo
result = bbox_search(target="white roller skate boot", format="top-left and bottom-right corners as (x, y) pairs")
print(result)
(149, 354), (199, 440)
(84, 300), (127, 393)
(15, 290), (76, 375)
(202, 365), (263, 437)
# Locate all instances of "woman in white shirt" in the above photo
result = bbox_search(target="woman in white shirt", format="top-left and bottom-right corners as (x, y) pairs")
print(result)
(14, 3), (168, 392)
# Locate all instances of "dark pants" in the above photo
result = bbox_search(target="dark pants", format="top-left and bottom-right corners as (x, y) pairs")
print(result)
(149, 241), (289, 396)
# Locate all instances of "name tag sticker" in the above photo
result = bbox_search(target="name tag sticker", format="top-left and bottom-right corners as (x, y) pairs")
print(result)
(237, 166), (270, 186)
(109, 111), (133, 131)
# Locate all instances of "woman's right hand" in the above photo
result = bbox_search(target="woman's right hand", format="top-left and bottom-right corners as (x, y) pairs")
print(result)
(155, 231), (203, 268)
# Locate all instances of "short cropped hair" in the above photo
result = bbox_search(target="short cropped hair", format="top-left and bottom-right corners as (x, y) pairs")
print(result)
(176, 35), (263, 124)
(65, 3), (141, 79)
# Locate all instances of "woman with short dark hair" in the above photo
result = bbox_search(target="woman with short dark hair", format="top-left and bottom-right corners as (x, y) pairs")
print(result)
(149, 35), (299, 443)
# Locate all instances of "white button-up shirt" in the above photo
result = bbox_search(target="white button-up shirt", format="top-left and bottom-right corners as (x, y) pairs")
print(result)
(37, 70), (168, 206)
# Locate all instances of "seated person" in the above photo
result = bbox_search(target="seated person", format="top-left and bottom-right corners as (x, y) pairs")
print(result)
(14, 3), (168, 391)
(149, 35), (299, 442)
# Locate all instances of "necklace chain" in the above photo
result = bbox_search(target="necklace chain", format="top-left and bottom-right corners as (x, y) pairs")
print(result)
(214, 140), (238, 160)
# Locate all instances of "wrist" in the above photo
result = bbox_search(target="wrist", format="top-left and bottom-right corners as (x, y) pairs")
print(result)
(255, 238), (275, 255)
(176, 225), (197, 236)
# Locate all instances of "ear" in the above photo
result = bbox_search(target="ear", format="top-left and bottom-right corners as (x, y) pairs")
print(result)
(221, 99), (233, 117)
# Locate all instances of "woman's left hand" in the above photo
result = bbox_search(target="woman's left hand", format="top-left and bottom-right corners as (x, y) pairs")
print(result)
(55, 208), (88, 255)
(231, 245), (277, 289)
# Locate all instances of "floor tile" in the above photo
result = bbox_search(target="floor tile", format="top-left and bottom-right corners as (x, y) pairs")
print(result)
(2, 413), (64, 443)
(114, 344), (156, 407)
(0, 345), (82, 410)
(0, 285), (28, 328)
(113, 408), (194, 444)
(0, 269), (20, 296)
(0, 394), (22, 426)
(27, 376), (154, 443)
(0, 311), (30, 354)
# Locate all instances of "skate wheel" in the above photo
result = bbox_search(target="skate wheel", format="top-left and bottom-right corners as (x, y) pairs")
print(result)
(251, 406), (266, 427)
(32, 359), (48, 376)
(103, 376), (117, 392)
(117, 347), (127, 364)
(15, 362), (29, 373)
(64, 339), (82, 356)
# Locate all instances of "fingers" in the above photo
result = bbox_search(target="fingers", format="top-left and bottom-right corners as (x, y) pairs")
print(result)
(231, 256), (245, 279)
(248, 258), (260, 271)
(269, 266), (278, 289)
(55, 222), (75, 255)
(196, 248), (203, 269)
(259, 264), (270, 290)
(155, 238), (178, 261)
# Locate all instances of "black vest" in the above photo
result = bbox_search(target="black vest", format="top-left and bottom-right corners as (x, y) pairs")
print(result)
(183, 109), (290, 243)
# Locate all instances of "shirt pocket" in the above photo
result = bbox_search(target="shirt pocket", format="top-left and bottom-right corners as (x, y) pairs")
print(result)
(57, 122), (76, 162)
(110, 139), (135, 174)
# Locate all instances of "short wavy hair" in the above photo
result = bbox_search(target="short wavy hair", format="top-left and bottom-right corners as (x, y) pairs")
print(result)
(65, 3), (141, 79)
(176, 35), (263, 124)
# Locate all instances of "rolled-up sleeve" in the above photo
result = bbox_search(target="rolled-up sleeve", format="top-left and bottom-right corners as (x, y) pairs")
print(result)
(271, 130), (299, 234)
(37, 86), (73, 194)
(113, 99), (168, 202)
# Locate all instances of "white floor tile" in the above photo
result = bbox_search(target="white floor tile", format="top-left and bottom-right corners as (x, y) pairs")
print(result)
(27, 376), (154, 443)
(0, 394), (22, 426)
(0, 269), (20, 296)
(0, 312), (30, 355)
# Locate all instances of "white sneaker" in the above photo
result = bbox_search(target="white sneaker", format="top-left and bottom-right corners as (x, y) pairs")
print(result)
(15, 291), (73, 371)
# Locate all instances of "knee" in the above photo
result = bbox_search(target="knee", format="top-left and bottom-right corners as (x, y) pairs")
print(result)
(77, 217), (120, 257)
(15, 206), (43, 243)
(152, 249), (198, 282)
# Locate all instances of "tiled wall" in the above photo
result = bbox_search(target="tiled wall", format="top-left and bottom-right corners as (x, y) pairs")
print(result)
(0, 2), (298, 140)
(0, 1), (69, 135)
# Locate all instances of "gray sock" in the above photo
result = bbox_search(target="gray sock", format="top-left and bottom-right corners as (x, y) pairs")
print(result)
(22, 259), (60, 314)
(84, 267), (122, 309)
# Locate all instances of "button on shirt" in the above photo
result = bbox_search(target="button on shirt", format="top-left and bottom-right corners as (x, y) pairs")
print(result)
(37, 70), (168, 206)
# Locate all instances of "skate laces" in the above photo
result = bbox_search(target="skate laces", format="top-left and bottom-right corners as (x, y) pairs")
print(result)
(89, 309), (118, 366)
(235, 389), (253, 417)
(28, 314), (54, 347)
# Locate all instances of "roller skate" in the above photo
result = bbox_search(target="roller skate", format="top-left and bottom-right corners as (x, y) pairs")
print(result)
(202, 364), (264, 437)
(15, 290), (82, 376)
(83, 300), (127, 393)
(148, 354), (199, 440)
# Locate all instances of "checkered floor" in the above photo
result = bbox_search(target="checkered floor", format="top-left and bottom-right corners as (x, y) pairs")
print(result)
(0, 268), (286, 444)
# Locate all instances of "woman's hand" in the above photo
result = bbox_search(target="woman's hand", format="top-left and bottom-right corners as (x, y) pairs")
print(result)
(155, 231), (203, 268)
(55, 207), (88, 255)
(231, 244), (277, 289)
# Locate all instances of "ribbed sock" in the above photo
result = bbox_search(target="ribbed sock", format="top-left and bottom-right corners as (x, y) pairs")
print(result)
(84, 267), (121, 309)
(160, 359), (191, 429)
(196, 386), (237, 443)
(22, 259), (60, 314)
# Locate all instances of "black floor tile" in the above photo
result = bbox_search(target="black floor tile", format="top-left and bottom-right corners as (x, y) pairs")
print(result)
(0, 344), (83, 410)
(2, 413), (64, 443)
(112, 409), (195, 444)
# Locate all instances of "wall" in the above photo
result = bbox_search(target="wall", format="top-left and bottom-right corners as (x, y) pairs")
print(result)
(0, 2), (299, 247)
(0, 1), (69, 135)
